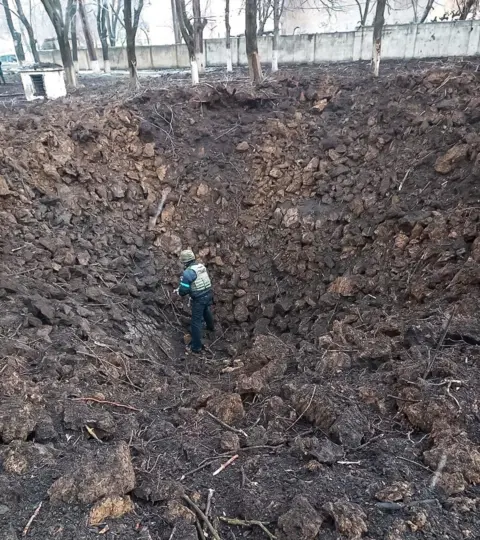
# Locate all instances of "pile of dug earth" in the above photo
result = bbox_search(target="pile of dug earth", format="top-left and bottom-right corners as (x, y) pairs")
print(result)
(1, 61), (480, 539)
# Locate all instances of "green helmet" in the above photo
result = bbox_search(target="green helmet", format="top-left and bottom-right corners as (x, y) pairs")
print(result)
(180, 249), (195, 264)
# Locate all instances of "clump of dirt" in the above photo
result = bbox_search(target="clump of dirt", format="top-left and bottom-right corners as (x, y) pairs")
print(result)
(1, 61), (480, 539)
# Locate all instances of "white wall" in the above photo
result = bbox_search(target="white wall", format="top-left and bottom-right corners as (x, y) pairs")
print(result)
(39, 21), (480, 71)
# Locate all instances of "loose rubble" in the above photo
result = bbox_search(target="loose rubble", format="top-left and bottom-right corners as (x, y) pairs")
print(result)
(0, 61), (480, 538)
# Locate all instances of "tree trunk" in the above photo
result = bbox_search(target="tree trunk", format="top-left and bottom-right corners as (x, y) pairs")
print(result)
(110, 0), (123, 47)
(272, 0), (279, 72)
(175, 0), (198, 84)
(79, 0), (100, 72)
(13, 0), (39, 63)
(246, 0), (262, 82)
(372, 0), (386, 77)
(71, 5), (79, 72)
(225, 0), (232, 72)
(59, 33), (77, 87)
(419, 0), (434, 22)
(170, 0), (181, 44)
(459, 0), (476, 19)
(192, 0), (205, 74)
(362, 0), (370, 25)
(3, 0), (26, 65)
(124, 0), (144, 81)
(97, 0), (110, 72)
(40, 0), (77, 87)
(124, 0), (136, 78)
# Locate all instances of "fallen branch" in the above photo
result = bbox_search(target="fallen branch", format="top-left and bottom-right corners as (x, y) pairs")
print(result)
(213, 454), (239, 476)
(205, 410), (248, 437)
(182, 495), (222, 540)
(396, 456), (432, 472)
(148, 187), (171, 230)
(205, 488), (214, 517)
(179, 454), (231, 481)
(219, 516), (276, 540)
(22, 501), (43, 537)
(71, 397), (141, 412)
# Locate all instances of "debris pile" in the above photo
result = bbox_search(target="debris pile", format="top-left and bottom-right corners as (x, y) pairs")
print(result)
(0, 62), (480, 538)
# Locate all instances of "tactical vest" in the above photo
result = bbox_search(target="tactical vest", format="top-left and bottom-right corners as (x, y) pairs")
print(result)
(190, 263), (211, 293)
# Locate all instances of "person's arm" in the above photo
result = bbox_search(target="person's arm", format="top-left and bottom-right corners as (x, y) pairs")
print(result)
(178, 268), (197, 296)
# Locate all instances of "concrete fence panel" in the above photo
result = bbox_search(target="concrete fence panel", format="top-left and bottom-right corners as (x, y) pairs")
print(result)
(38, 20), (480, 72)
(279, 34), (315, 64)
(315, 31), (355, 63)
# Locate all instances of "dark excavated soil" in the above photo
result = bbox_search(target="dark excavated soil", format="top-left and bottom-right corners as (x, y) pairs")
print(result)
(1, 61), (480, 540)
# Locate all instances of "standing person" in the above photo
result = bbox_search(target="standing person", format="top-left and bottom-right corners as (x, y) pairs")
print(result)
(174, 249), (214, 353)
(0, 62), (6, 85)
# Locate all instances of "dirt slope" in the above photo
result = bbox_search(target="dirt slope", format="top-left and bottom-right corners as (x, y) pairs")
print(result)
(0, 62), (480, 540)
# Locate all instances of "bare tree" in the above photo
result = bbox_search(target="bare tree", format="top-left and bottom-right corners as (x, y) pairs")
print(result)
(246, 0), (262, 82)
(354, 0), (372, 26)
(456, 0), (478, 19)
(175, 0), (207, 84)
(123, 0), (144, 80)
(13, 0), (39, 62)
(40, 0), (77, 87)
(78, 0), (100, 71)
(225, 0), (232, 71)
(3, 0), (26, 65)
(108, 0), (123, 46)
(257, 0), (273, 35)
(97, 0), (110, 72)
(170, 0), (181, 43)
(372, 0), (386, 77)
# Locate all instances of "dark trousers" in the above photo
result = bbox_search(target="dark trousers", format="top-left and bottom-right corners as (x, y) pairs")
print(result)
(0, 70), (5, 85)
(190, 291), (214, 352)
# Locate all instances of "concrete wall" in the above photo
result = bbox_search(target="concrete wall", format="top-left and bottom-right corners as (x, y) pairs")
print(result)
(39, 21), (480, 71)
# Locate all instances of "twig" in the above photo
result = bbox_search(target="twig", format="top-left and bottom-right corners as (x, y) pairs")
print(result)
(214, 124), (239, 140)
(286, 385), (316, 432)
(398, 168), (411, 191)
(423, 306), (457, 379)
(205, 411), (247, 437)
(195, 522), (206, 540)
(445, 380), (461, 411)
(22, 501), (43, 537)
(348, 434), (384, 452)
(396, 456), (432, 472)
(387, 395), (421, 402)
(205, 489), (214, 517)
(182, 495), (222, 540)
(179, 453), (232, 480)
(71, 397), (141, 412)
(168, 525), (177, 540)
(429, 453), (447, 489)
(219, 517), (276, 540)
(213, 454), (239, 476)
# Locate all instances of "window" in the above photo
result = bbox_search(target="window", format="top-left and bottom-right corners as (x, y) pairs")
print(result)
(30, 74), (46, 97)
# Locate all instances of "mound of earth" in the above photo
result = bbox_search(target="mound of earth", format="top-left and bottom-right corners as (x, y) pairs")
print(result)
(0, 61), (480, 539)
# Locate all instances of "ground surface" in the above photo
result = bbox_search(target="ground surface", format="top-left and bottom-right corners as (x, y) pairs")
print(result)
(1, 60), (480, 540)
